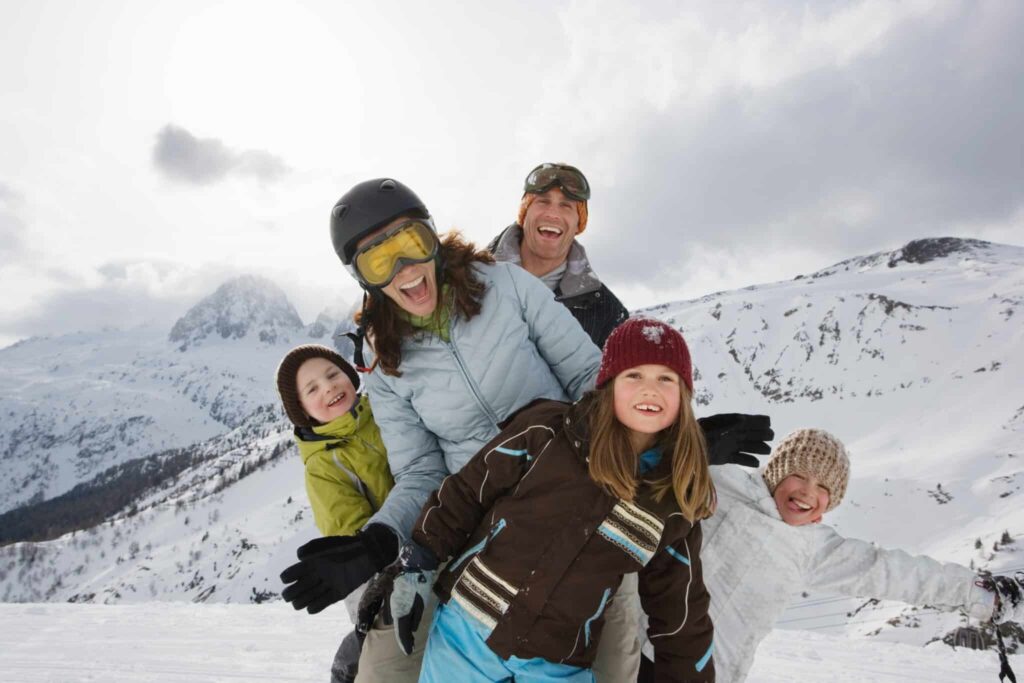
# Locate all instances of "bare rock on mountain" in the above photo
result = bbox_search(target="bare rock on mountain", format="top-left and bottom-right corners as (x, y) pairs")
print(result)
(169, 276), (302, 351)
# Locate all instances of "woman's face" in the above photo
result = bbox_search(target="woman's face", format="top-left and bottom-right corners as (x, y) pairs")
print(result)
(356, 216), (439, 318)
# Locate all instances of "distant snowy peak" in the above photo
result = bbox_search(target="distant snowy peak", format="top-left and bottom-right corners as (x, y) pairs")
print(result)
(803, 237), (1021, 280)
(169, 276), (303, 351)
(306, 311), (337, 340)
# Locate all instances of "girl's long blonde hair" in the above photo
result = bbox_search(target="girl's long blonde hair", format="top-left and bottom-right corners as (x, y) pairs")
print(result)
(584, 382), (715, 523)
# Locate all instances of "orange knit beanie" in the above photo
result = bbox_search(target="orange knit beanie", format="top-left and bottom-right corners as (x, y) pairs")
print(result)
(517, 193), (588, 235)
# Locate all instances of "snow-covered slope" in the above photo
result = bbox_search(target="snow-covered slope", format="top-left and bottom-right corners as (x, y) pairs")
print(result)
(0, 276), (351, 514)
(1, 237), (1021, 658)
(638, 236), (1024, 648)
(1, 602), (1018, 682)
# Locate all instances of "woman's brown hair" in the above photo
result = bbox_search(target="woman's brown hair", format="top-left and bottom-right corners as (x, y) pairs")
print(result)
(584, 382), (715, 523)
(357, 230), (494, 377)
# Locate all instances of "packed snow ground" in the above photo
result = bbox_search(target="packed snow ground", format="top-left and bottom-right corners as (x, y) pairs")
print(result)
(0, 602), (1015, 682)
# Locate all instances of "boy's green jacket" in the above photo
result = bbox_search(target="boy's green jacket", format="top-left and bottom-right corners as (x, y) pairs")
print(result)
(294, 394), (394, 536)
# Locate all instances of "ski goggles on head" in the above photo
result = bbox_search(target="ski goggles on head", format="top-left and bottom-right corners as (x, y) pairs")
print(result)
(350, 219), (439, 288)
(523, 163), (591, 201)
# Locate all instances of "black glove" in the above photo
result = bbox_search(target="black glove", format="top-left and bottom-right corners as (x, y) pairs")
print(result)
(280, 524), (399, 615)
(698, 413), (774, 467)
(389, 541), (440, 655)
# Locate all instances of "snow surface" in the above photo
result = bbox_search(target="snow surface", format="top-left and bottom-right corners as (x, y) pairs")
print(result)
(0, 602), (1016, 682)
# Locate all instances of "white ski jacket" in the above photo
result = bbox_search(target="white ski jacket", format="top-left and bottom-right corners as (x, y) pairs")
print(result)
(652, 464), (994, 683)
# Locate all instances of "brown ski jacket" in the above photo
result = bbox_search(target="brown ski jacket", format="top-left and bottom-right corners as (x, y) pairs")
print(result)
(412, 398), (715, 681)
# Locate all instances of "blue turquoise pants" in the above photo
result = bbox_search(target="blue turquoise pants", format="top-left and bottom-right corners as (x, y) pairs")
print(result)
(419, 601), (595, 683)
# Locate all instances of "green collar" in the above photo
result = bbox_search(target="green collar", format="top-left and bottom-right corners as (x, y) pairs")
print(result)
(404, 284), (452, 341)
(294, 394), (373, 463)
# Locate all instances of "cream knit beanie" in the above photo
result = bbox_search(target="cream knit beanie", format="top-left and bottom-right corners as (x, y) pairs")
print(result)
(762, 428), (850, 512)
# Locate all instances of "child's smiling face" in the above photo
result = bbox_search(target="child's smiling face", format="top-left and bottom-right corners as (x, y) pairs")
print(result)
(296, 357), (356, 425)
(772, 473), (830, 526)
(612, 363), (682, 452)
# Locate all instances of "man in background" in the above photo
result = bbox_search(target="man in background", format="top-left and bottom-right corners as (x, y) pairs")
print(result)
(489, 162), (628, 347)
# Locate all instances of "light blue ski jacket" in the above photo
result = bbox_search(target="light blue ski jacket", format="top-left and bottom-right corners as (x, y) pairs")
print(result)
(364, 261), (602, 540)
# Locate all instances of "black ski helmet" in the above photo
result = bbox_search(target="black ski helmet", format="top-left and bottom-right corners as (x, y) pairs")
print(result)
(330, 178), (431, 265)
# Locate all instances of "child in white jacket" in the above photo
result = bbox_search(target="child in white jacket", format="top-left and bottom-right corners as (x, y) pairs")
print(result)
(640, 427), (1024, 683)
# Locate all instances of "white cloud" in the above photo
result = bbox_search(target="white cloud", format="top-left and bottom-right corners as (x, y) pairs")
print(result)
(533, 1), (1024, 293)
(0, 0), (1021, 347)
(0, 182), (26, 259)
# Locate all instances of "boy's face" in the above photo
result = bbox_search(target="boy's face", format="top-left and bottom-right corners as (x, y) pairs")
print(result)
(296, 357), (357, 425)
(772, 473), (830, 526)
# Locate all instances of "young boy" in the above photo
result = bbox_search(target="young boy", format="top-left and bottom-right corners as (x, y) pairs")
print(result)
(639, 428), (1024, 683)
(276, 344), (395, 683)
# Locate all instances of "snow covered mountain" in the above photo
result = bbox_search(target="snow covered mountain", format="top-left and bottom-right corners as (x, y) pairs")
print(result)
(1, 237), (1021, 655)
(0, 275), (352, 515)
(168, 275), (304, 351)
(637, 236), (1024, 648)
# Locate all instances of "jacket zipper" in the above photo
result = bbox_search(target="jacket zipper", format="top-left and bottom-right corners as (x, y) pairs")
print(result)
(443, 321), (500, 428)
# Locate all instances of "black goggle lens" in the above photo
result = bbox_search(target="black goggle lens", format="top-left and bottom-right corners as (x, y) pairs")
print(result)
(523, 163), (591, 201)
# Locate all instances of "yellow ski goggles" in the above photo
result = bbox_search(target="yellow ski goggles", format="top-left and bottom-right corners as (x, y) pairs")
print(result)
(351, 219), (439, 288)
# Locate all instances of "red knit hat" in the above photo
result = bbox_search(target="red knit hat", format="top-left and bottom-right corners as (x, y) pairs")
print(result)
(596, 317), (693, 391)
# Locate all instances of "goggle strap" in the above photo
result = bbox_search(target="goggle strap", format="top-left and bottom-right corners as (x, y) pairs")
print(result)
(339, 292), (373, 372)
(341, 328), (370, 372)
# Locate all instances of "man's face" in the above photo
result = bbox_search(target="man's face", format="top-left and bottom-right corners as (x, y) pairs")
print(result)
(521, 187), (580, 269)
(772, 473), (830, 526)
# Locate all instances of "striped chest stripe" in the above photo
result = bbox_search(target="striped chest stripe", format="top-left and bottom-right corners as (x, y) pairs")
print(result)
(597, 500), (664, 566)
(451, 556), (519, 631)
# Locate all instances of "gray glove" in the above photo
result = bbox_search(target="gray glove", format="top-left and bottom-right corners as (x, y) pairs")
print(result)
(980, 571), (1024, 624)
(356, 567), (396, 635)
(389, 541), (439, 655)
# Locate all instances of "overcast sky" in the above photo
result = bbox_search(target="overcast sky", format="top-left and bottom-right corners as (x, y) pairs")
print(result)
(1, 0), (1021, 348)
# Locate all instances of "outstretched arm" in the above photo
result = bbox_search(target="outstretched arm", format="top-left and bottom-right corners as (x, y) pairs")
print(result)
(809, 526), (994, 618)
(411, 406), (558, 562)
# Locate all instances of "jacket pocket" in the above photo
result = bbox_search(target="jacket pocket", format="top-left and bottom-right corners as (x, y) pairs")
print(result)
(561, 586), (613, 663)
(450, 555), (519, 633)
